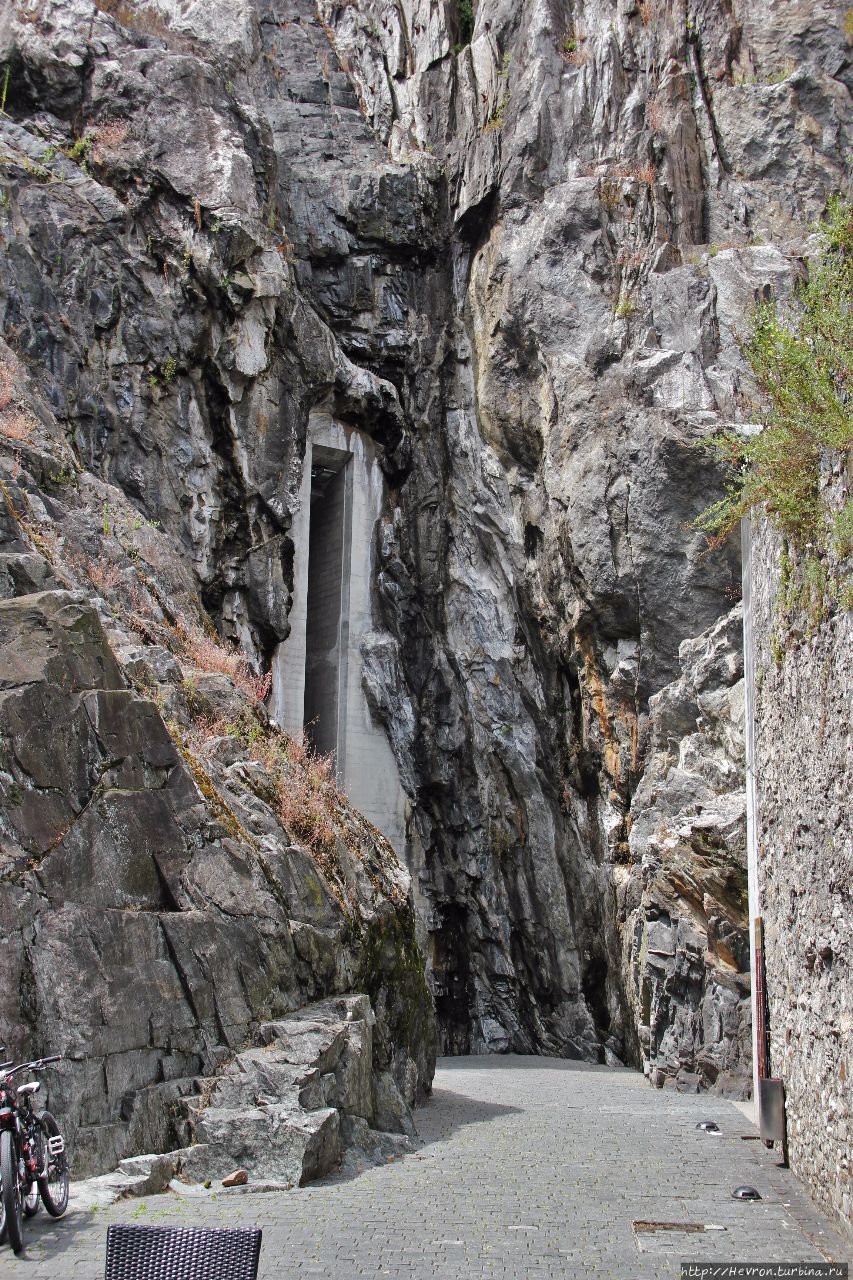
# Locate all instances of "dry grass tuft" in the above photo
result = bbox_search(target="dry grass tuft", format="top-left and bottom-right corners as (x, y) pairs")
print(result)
(274, 741), (339, 856)
(598, 178), (622, 210)
(181, 712), (232, 751)
(87, 557), (124, 593)
(90, 119), (130, 162)
(179, 627), (245, 679)
(560, 26), (589, 66)
(0, 412), (34, 443)
(645, 97), (667, 134)
(183, 708), (342, 860)
(611, 162), (657, 185)
(277, 232), (295, 263)
(634, 162), (658, 184)
(0, 361), (37, 443)
(0, 362), (15, 413)
(172, 616), (272, 707)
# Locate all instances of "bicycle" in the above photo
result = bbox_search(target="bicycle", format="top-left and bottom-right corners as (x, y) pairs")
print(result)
(0, 1050), (9, 1245)
(0, 1054), (69, 1255)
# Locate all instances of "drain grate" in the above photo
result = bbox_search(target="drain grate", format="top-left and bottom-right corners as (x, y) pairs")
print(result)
(633, 1221), (727, 1255)
(633, 1222), (709, 1234)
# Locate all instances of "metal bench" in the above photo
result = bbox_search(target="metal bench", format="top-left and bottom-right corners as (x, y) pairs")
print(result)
(104, 1224), (262, 1280)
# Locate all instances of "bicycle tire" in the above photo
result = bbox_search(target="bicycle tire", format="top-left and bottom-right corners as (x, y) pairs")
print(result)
(0, 1128), (25, 1253)
(36, 1112), (68, 1218)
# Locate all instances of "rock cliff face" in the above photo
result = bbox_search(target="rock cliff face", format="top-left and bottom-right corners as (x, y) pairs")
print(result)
(0, 337), (434, 1177)
(624, 605), (749, 1095)
(0, 0), (848, 1151)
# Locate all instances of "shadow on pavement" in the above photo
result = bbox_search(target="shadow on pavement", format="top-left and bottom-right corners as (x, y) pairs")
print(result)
(1, 1206), (105, 1270)
(316, 1083), (523, 1185)
(407, 1054), (642, 1150)
(414, 1082), (522, 1147)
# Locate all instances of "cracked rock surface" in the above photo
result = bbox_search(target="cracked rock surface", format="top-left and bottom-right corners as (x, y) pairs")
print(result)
(0, 0), (848, 1166)
(623, 605), (749, 1095)
(0, 347), (434, 1178)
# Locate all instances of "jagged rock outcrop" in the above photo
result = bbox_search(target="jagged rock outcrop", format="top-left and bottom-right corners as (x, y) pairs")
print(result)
(0, 0), (848, 1125)
(180, 995), (416, 1186)
(0, 351), (434, 1178)
(624, 606), (750, 1095)
(76, 995), (415, 1200)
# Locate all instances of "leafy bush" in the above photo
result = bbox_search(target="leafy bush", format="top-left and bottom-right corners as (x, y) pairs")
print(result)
(455, 0), (474, 48)
(696, 197), (852, 551)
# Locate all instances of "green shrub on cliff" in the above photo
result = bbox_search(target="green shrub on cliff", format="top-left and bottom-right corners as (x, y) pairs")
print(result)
(697, 198), (852, 553)
(454, 0), (474, 49)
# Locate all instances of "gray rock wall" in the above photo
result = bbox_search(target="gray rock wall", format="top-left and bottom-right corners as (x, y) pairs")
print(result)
(0, 578), (434, 1176)
(317, 0), (846, 1068)
(625, 606), (750, 1096)
(0, 0), (848, 1115)
(0, 342), (435, 1178)
(749, 506), (852, 1239)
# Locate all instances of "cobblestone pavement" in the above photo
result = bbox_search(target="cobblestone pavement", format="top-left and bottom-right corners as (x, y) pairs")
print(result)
(4, 1056), (850, 1279)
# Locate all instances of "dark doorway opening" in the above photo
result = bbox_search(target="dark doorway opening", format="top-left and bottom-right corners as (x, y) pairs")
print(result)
(303, 445), (352, 767)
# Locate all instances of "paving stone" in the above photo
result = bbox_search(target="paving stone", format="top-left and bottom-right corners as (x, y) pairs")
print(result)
(2, 1056), (850, 1278)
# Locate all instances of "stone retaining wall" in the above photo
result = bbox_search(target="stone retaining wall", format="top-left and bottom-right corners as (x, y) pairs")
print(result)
(750, 514), (852, 1239)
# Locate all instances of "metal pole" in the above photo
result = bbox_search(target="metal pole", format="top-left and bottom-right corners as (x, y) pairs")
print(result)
(741, 516), (762, 1112)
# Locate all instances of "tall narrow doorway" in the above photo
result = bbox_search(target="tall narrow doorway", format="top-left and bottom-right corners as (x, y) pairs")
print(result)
(303, 444), (353, 774)
(270, 416), (407, 859)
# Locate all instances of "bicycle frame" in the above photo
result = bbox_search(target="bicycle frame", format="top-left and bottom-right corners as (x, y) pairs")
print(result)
(0, 1057), (64, 1202)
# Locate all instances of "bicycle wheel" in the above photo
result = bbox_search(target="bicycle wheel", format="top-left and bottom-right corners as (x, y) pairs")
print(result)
(0, 1174), (6, 1243)
(36, 1113), (68, 1218)
(0, 1128), (24, 1253)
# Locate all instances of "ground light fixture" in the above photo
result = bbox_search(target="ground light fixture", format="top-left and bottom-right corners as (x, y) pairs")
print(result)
(696, 1121), (722, 1133)
(731, 1186), (762, 1200)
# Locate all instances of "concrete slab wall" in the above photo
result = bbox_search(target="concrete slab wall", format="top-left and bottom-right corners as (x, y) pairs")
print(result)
(271, 413), (408, 860)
